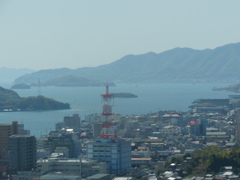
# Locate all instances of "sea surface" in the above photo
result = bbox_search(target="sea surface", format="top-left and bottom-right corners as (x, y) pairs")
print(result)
(0, 83), (235, 137)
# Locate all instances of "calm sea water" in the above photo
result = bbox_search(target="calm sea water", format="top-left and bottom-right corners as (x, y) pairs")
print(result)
(0, 83), (235, 137)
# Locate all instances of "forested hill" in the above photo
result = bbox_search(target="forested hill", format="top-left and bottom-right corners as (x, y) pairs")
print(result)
(0, 86), (70, 111)
(15, 42), (240, 84)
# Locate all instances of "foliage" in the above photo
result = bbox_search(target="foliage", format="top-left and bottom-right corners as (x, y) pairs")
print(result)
(0, 86), (21, 102)
(192, 146), (240, 173)
(18, 96), (70, 111)
(156, 166), (167, 176)
(164, 146), (240, 177)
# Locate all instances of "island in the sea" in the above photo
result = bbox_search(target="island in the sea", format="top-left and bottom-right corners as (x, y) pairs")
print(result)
(112, 93), (138, 98)
(213, 84), (240, 93)
(0, 86), (70, 111)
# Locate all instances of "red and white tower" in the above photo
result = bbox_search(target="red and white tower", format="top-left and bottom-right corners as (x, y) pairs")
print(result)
(101, 85), (114, 118)
(100, 86), (118, 140)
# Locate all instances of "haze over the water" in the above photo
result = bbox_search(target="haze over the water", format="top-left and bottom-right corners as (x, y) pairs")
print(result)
(0, 0), (239, 70)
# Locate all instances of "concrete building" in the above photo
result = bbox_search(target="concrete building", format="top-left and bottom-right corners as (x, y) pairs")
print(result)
(64, 114), (81, 131)
(188, 119), (207, 136)
(85, 113), (104, 124)
(87, 173), (111, 180)
(56, 114), (81, 132)
(87, 138), (131, 175)
(11, 171), (42, 180)
(0, 121), (18, 159)
(9, 135), (36, 172)
(189, 123), (201, 136)
(40, 173), (81, 180)
(46, 133), (80, 158)
(159, 125), (177, 135)
(36, 158), (107, 177)
(0, 121), (18, 178)
(93, 122), (103, 139)
(235, 108), (240, 143)
(131, 157), (152, 166)
(18, 123), (30, 135)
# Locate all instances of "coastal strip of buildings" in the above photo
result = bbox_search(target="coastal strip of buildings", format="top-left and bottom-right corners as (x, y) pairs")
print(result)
(1, 94), (240, 179)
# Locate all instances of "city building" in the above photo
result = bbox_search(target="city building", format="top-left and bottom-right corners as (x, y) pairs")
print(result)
(36, 158), (107, 177)
(93, 122), (103, 139)
(18, 123), (30, 135)
(11, 171), (42, 180)
(87, 86), (131, 175)
(46, 133), (80, 158)
(235, 108), (240, 143)
(64, 114), (81, 131)
(0, 121), (19, 178)
(188, 119), (207, 136)
(55, 114), (81, 132)
(85, 113), (104, 124)
(9, 135), (36, 172)
(0, 121), (18, 159)
(40, 173), (81, 180)
(87, 173), (111, 180)
(159, 125), (177, 135)
(87, 138), (131, 175)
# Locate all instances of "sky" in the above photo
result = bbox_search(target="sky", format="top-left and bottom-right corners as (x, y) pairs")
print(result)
(0, 0), (240, 70)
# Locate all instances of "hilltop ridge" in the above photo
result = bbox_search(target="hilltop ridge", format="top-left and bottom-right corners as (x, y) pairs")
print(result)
(14, 42), (240, 84)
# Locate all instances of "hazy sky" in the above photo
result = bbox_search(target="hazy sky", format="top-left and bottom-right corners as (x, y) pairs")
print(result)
(0, 0), (239, 70)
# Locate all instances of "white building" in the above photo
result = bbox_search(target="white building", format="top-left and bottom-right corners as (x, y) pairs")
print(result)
(36, 158), (107, 177)
(87, 138), (131, 175)
(159, 125), (177, 135)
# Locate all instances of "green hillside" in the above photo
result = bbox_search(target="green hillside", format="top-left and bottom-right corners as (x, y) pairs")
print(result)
(0, 86), (70, 111)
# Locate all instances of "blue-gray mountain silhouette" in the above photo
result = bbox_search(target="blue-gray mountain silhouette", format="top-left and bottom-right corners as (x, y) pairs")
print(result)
(14, 42), (240, 84)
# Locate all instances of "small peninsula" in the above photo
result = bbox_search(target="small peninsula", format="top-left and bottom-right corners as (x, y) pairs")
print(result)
(213, 84), (240, 93)
(11, 83), (31, 89)
(0, 86), (70, 111)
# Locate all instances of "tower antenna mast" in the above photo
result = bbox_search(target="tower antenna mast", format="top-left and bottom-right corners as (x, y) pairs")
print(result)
(100, 85), (117, 140)
(38, 79), (41, 96)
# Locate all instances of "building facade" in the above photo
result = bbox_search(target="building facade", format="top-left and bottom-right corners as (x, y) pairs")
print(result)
(55, 114), (81, 132)
(36, 158), (107, 177)
(188, 119), (207, 136)
(46, 133), (80, 158)
(93, 122), (103, 139)
(87, 138), (131, 175)
(0, 121), (18, 159)
(0, 121), (19, 179)
(64, 114), (81, 131)
(9, 135), (36, 172)
(235, 108), (240, 143)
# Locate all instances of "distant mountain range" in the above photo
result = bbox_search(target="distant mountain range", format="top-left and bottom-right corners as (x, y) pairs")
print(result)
(14, 42), (240, 84)
(30, 75), (115, 87)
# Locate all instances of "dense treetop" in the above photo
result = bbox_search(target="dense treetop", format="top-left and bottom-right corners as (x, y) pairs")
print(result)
(164, 146), (240, 176)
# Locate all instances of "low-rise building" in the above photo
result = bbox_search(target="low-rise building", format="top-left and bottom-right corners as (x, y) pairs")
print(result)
(131, 158), (151, 166)
(36, 158), (107, 177)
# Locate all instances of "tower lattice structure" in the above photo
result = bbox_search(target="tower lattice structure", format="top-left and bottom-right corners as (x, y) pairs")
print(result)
(100, 86), (118, 140)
